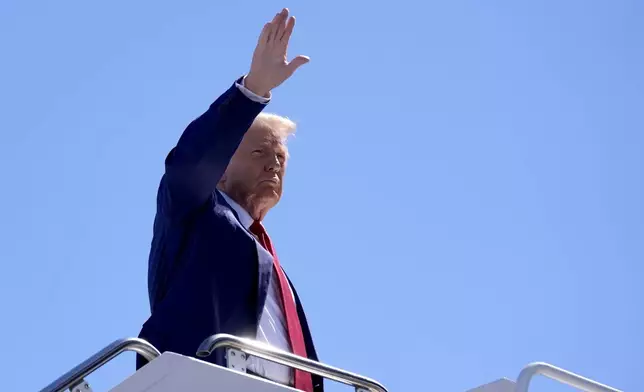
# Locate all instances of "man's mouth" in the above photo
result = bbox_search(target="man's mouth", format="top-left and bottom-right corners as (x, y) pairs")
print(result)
(259, 178), (279, 185)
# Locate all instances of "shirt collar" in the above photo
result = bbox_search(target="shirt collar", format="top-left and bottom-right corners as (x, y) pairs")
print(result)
(219, 190), (254, 229)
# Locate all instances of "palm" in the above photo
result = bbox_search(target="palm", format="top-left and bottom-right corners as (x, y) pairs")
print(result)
(245, 9), (309, 96)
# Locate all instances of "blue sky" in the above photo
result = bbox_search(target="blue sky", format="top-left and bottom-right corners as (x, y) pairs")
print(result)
(1, 1), (642, 391)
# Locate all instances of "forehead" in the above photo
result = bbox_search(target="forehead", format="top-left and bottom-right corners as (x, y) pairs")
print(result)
(244, 125), (287, 151)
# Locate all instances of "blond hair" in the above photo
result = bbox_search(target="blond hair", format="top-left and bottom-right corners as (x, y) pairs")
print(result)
(252, 112), (297, 143)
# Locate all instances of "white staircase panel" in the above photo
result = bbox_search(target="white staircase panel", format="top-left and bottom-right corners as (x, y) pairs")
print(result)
(466, 378), (516, 392)
(110, 352), (298, 392)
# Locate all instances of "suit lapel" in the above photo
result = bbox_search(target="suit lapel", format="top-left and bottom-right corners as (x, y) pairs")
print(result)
(214, 190), (273, 322)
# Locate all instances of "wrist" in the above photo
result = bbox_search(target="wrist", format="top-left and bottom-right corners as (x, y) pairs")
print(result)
(243, 74), (270, 98)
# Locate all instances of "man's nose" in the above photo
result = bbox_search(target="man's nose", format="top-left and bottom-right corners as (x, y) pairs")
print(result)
(265, 155), (281, 172)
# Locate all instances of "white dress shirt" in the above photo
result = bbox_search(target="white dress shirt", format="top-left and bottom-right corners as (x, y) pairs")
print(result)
(219, 187), (294, 384)
(236, 75), (271, 104)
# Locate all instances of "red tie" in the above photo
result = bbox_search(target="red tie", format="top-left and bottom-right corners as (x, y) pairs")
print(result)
(250, 221), (314, 392)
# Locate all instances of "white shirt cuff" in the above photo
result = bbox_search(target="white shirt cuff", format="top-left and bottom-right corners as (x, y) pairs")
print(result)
(236, 75), (271, 104)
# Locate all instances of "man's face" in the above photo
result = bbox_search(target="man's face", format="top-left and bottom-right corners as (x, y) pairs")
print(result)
(222, 125), (288, 213)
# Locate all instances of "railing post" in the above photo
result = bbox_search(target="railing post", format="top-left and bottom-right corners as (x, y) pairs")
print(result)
(515, 362), (622, 392)
(198, 333), (388, 392)
(40, 338), (160, 392)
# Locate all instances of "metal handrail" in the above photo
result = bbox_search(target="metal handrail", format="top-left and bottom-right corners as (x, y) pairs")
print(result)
(197, 333), (388, 392)
(515, 362), (622, 392)
(40, 338), (161, 392)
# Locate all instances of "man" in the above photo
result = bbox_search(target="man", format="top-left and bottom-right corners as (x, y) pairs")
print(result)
(137, 8), (322, 392)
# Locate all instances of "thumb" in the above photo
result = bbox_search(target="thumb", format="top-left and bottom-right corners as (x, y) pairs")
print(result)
(287, 55), (310, 75)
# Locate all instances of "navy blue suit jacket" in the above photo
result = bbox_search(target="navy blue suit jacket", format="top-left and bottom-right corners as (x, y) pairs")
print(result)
(137, 78), (323, 391)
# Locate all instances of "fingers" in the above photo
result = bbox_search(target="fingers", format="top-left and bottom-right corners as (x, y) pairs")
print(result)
(265, 13), (278, 43)
(286, 55), (310, 76)
(269, 8), (289, 44)
(258, 22), (271, 45)
(280, 16), (295, 43)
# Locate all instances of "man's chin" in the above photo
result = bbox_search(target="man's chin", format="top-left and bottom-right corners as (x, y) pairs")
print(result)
(255, 186), (281, 203)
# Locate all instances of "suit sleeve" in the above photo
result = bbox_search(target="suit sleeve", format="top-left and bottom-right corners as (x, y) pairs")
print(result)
(161, 77), (268, 218)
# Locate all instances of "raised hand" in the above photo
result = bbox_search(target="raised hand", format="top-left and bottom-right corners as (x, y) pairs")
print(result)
(244, 8), (310, 97)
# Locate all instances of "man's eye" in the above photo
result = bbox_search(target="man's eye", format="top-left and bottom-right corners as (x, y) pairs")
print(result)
(252, 149), (263, 155)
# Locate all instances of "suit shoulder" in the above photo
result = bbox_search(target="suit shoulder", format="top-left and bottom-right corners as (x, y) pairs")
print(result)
(154, 174), (222, 223)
